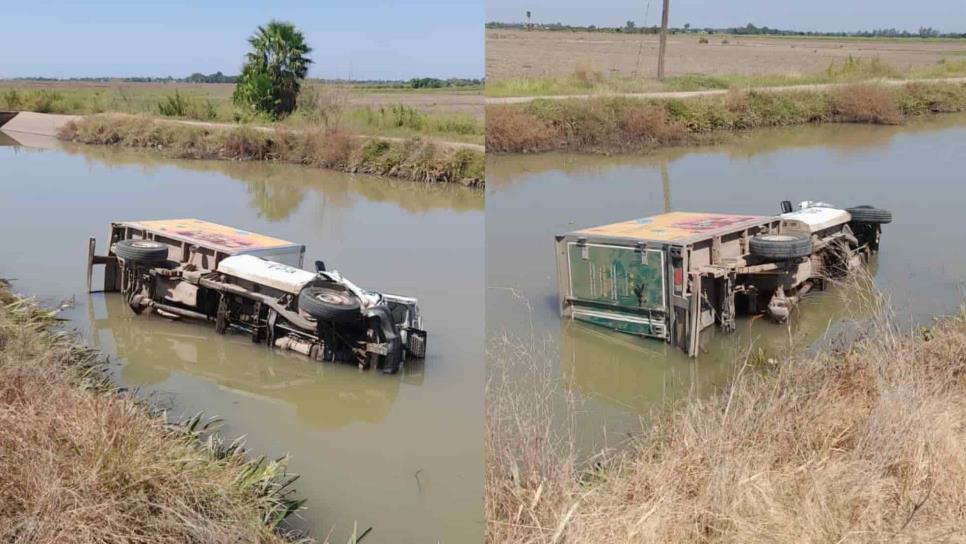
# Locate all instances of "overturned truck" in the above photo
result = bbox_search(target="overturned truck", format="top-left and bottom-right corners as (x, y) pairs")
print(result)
(87, 219), (426, 373)
(556, 202), (891, 356)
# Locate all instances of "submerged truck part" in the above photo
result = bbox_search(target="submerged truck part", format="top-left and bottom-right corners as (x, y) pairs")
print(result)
(556, 203), (889, 356)
(86, 219), (427, 373)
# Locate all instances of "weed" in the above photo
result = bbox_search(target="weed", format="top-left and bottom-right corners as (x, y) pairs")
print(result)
(487, 282), (966, 542)
(59, 114), (483, 186)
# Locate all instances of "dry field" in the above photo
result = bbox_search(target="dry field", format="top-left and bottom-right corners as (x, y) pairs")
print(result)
(486, 29), (966, 81)
(0, 80), (482, 119)
(347, 89), (483, 120)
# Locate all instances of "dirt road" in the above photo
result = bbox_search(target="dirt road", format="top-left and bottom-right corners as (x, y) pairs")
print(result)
(485, 77), (966, 105)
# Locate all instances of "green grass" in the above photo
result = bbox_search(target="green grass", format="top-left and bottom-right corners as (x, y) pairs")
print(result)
(485, 57), (966, 97)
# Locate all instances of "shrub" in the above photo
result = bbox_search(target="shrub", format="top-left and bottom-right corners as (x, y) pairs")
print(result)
(295, 84), (348, 128)
(485, 106), (559, 152)
(830, 84), (901, 124)
(698, 37), (710, 44)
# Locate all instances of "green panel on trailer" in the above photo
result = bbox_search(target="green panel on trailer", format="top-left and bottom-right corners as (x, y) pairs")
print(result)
(566, 242), (666, 312)
(572, 310), (665, 337)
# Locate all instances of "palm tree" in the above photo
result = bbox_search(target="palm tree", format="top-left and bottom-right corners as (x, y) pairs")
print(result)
(234, 20), (312, 117)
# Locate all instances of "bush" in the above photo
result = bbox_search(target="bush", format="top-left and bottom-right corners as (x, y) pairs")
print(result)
(157, 91), (218, 121)
(698, 37), (710, 44)
(830, 84), (901, 124)
(485, 106), (559, 152)
(295, 85), (348, 128)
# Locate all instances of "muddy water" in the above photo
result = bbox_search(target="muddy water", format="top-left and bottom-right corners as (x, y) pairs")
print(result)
(0, 142), (483, 543)
(486, 114), (966, 448)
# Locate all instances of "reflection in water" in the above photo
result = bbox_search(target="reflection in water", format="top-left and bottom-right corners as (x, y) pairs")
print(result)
(0, 131), (19, 146)
(560, 279), (876, 414)
(486, 113), (966, 187)
(61, 143), (483, 219)
(89, 294), (424, 430)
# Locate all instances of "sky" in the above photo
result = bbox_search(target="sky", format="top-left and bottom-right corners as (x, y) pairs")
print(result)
(486, 0), (966, 34)
(0, 0), (483, 79)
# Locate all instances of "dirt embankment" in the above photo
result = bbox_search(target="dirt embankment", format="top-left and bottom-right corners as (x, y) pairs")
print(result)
(486, 285), (966, 543)
(0, 280), (305, 543)
(486, 81), (966, 153)
(58, 114), (484, 187)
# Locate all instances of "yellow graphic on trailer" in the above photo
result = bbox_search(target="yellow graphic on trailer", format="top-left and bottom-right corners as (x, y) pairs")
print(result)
(133, 219), (296, 252)
(577, 212), (766, 243)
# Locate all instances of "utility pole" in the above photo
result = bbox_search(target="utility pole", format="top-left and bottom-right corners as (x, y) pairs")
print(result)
(656, 0), (670, 80)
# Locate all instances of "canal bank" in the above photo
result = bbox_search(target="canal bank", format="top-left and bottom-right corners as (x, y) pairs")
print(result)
(486, 80), (966, 154)
(0, 280), (301, 543)
(1, 111), (484, 186)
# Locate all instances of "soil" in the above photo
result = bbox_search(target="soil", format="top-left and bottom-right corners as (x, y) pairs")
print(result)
(486, 29), (966, 81)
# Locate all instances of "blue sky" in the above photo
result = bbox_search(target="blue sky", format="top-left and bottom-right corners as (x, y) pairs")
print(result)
(0, 0), (483, 79)
(487, 0), (966, 34)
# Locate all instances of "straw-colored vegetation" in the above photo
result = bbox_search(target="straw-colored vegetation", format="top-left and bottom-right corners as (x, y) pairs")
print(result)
(486, 49), (966, 97)
(486, 284), (966, 543)
(58, 114), (484, 186)
(487, 81), (966, 152)
(0, 280), (304, 543)
(0, 84), (483, 144)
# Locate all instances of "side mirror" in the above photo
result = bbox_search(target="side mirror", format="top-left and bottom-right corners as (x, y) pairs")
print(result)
(314, 260), (326, 272)
(780, 200), (793, 214)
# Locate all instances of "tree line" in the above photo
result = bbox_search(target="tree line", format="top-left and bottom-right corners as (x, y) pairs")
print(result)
(486, 21), (966, 39)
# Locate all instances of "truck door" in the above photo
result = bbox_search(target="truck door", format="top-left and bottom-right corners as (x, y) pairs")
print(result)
(566, 242), (668, 339)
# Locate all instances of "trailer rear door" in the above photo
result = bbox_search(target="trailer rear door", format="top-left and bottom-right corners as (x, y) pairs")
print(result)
(566, 242), (668, 339)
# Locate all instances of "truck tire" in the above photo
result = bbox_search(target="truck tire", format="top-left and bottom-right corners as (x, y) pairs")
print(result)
(847, 205), (892, 224)
(299, 286), (362, 324)
(114, 239), (169, 263)
(749, 234), (812, 260)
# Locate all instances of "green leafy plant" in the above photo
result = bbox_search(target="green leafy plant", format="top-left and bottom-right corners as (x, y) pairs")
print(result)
(233, 20), (313, 119)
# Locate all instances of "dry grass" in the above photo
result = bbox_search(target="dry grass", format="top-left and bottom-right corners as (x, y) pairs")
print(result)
(831, 84), (901, 124)
(485, 106), (560, 153)
(0, 280), (304, 544)
(487, 82), (966, 153)
(486, 29), (966, 87)
(58, 114), (483, 186)
(486, 281), (966, 543)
